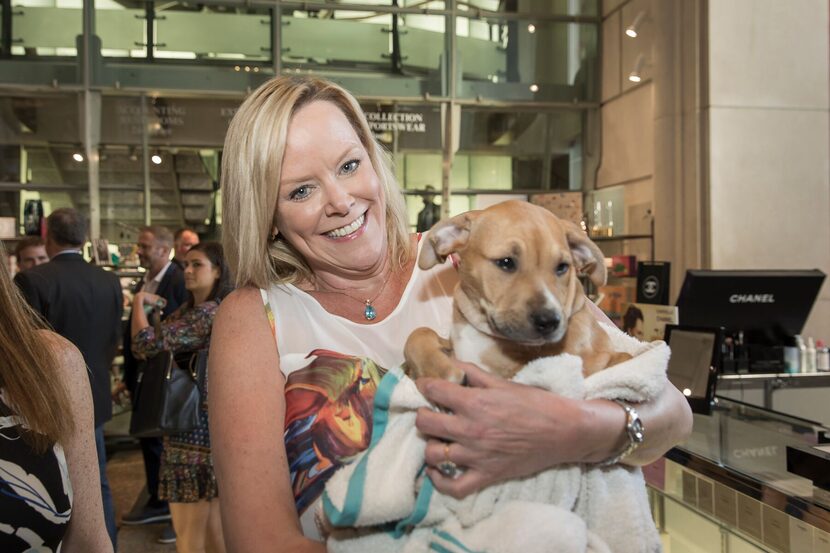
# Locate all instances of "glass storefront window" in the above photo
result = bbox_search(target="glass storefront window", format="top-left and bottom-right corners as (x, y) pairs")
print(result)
(282, 8), (393, 72)
(10, 0), (83, 57)
(97, 0), (146, 58)
(456, 16), (598, 102)
(457, 107), (583, 191)
(155, 4), (271, 61)
(459, 0), (598, 17)
(299, 0), (445, 7)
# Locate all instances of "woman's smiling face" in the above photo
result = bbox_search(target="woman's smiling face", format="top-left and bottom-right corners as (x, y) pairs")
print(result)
(275, 100), (387, 277)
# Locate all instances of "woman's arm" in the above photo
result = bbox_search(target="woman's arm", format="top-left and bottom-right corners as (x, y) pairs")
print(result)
(415, 361), (693, 499)
(131, 302), (217, 358)
(130, 291), (158, 338)
(209, 287), (325, 553)
(41, 332), (113, 552)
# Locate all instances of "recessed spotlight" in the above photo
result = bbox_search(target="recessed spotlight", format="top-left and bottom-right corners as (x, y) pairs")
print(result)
(73, 152), (84, 162)
(527, 24), (536, 33)
(628, 53), (646, 82)
(626, 11), (647, 38)
(234, 65), (240, 72)
(529, 84), (539, 92)
(683, 388), (692, 397)
(151, 153), (162, 165)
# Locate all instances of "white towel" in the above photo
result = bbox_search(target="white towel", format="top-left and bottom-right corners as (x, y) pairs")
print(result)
(322, 324), (668, 553)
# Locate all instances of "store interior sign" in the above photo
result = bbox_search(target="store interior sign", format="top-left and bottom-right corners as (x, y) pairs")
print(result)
(364, 111), (427, 134)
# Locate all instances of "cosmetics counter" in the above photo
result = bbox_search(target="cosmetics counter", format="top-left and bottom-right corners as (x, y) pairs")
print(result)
(647, 397), (830, 553)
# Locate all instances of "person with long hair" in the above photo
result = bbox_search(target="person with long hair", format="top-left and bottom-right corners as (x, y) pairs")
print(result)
(131, 241), (233, 553)
(209, 75), (693, 552)
(0, 245), (112, 552)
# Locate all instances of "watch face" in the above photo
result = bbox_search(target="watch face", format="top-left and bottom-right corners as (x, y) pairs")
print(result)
(631, 418), (645, 443)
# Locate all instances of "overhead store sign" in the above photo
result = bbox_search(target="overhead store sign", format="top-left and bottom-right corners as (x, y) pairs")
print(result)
(365, 111), (426, 134)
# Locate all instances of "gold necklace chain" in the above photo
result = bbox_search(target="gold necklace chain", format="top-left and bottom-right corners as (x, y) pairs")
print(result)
(315, 270), (394, 321)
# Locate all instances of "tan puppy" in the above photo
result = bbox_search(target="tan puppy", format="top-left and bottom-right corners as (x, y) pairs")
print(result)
(404, 200), (630, 383)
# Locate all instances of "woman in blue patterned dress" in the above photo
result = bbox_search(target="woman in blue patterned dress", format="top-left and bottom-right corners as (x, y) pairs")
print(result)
(131, 241), (232, 553)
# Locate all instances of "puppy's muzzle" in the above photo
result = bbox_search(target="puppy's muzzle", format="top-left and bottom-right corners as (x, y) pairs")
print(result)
(530, 308), (561, 337)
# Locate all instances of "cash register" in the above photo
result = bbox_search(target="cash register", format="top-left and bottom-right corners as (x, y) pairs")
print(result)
(674, 269), (825, 373)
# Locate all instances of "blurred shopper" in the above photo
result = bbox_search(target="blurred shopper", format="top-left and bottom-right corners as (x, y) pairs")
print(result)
(416, 185), (442, 232)
(14, 208), (123, 549)
(120, 225), (187, 538)
(0, 242), (112, 553)
(131, 241), (232, 553)
(14, 236), (49, 272)
(173, 228), (200, 269)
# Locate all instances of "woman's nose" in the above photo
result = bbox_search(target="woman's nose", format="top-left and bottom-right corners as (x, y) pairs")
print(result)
(324, 182), (355, 216)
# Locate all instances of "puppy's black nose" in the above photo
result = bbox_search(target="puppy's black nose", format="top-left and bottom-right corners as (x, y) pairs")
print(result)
(530, 310), (561, 335)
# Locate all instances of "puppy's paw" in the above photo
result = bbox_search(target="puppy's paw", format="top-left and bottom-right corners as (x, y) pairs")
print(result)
(404, 327), (463, 382)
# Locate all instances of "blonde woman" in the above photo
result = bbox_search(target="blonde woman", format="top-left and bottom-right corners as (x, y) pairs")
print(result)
(209, 76), (693, 552)
(0, 245), (112, 552)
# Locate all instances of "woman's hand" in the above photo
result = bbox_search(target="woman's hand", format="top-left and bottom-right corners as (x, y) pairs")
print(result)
(133, 291), (164, 309)
(415, 360), (692, 499)
(415, 361), (613, 499)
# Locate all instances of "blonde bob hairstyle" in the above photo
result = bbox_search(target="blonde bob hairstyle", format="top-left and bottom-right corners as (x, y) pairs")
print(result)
(221, 75), (413, 289)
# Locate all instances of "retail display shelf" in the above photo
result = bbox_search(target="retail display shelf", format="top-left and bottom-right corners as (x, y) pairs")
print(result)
(719, 372), (830, 383)
(589, 233), (653, 241)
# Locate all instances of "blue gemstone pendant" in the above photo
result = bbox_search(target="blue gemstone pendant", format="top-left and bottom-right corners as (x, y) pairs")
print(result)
(364, 302), (377, 321)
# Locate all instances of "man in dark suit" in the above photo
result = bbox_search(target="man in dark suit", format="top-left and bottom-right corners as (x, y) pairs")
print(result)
(119, 225), (186, 535)
(15, 208), (122, 549)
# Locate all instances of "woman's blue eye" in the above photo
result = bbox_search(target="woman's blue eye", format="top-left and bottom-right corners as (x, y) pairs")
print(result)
(555, 263), (570, 276)
(341, 159), (360, 174)
(289, 185), (311, 200)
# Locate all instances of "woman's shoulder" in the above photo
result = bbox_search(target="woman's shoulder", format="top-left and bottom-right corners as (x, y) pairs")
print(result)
(38, 330), (84, 373)
(214, 286), (272, 333)
(219, 286), (267, 313)
(37, 330), (89, 404)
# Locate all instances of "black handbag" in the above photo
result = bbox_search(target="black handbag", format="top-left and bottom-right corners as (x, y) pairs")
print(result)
(129, 309), (208, 438)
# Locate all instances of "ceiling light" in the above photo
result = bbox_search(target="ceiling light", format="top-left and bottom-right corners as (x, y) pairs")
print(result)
(527, 24), (536, 34)
(72, 152), (84, 162)
(151, 152), (162, 165)
(529, 84), (539, 92)
(625, 11), (647, 38)
(628, 53), (646, 83)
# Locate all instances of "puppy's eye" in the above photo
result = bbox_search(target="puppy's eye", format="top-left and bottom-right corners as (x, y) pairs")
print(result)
(555, 262), (570, 276)
(494, 257), (517, 272)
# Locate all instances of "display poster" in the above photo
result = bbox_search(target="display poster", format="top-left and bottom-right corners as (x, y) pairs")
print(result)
(619, 302), (679, 342)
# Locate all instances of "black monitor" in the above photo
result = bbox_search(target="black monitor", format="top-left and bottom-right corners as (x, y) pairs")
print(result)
(664, 325), (722, 414)
(675, 270), (825, 346)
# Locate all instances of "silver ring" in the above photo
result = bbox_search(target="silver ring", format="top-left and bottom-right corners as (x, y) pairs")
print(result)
(437, 460), (459, 479)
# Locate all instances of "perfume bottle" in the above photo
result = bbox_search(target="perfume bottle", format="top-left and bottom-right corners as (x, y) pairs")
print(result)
(591, 200), (603, 237)
(606, 200), (614, 237)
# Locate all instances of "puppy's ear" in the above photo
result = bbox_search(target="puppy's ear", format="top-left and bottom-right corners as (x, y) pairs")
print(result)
(561, 220), (607, 287)
(419, 211), (480, 269)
